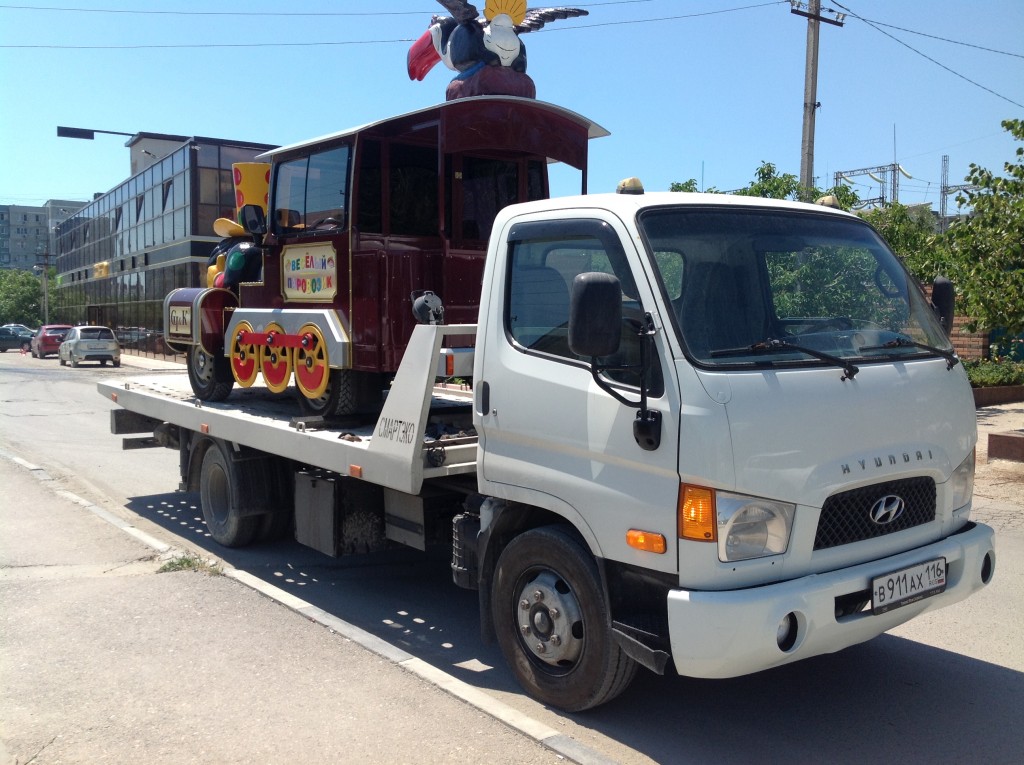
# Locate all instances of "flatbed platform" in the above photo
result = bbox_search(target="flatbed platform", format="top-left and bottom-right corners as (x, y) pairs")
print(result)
(99, 347), (478, 497)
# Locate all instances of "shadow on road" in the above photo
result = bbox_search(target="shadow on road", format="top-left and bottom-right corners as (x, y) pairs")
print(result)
(125, 490), (1022, 764)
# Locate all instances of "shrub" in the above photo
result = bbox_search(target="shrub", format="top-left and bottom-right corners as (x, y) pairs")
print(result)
(963, 358), (1024, 388)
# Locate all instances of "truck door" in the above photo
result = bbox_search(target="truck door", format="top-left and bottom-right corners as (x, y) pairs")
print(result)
(476, 215), (681, 570)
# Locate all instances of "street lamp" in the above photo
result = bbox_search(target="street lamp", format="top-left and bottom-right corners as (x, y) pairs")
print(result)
(57, 126), (135, 140)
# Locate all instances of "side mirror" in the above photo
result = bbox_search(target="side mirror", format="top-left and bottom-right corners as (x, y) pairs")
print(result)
(239, 204), (268, 237)
(569, 272), (622, 358)
(932, 276), (955, 336)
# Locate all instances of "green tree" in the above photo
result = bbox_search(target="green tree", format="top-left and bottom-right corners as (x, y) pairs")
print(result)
(733, 161), (802, 200)
(939, 118), (1024, 335)
(669, 179), (719, 194)
(669, 179), (699, 193)
(0, 269), (43, 326)
(671, 162), (858, 208)
(858, 203), (936, 279)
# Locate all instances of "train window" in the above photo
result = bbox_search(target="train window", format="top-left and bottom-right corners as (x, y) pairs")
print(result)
(272, 146), (351, 234)
(389, 143), (438, 236)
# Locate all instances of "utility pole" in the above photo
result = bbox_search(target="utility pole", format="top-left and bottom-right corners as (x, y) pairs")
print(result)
(34, 247), (50, 325)
(791, 1), (845, 191)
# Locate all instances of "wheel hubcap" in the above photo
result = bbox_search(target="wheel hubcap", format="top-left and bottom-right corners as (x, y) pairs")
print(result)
(516, 571), (584, 667)
(192, 348), (213, 382)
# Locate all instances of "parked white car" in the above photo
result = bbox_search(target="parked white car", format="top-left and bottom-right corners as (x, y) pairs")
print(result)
(59, 326), (121, 368)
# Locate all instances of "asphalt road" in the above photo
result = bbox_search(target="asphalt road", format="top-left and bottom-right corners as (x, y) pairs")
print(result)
(1, 351), (1022, 764)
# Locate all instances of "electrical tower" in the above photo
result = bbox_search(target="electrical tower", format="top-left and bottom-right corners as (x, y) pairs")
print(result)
(834, 163), (912, 208)
(939, 154), (977, 232)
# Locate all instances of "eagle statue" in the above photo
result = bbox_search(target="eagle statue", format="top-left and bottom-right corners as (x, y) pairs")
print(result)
(407, 0), (588, 100)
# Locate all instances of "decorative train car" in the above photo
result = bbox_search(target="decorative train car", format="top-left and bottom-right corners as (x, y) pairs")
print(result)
(165, 97), (607, 415)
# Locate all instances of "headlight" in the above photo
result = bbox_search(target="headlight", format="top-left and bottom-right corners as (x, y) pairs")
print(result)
(716, 492), (796, 562)
(948, 448), (975, 511)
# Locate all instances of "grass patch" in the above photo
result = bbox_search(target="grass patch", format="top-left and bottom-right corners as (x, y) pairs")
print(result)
(157, 552), (222, 576)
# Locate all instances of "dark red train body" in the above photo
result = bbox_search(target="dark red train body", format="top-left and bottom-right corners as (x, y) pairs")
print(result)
(166, 97), (606, 415)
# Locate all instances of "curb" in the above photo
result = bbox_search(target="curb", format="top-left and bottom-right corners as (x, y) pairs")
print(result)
(2, 451), (618, 765)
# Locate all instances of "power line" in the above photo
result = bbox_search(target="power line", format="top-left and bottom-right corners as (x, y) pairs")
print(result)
(834, 2), (1024, 110)
(0, 1), (787, 49)
(841, 15), (1024, 59)
(534, 1), (787, 32)
(1, 38), (416, 50)
(0, 1), (655, 16)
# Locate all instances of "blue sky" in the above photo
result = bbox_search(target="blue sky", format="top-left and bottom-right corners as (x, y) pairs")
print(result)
(1, 0), (1021, 211)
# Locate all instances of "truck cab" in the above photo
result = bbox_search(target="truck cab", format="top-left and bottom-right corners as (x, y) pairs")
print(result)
(471, 188), (994, 709)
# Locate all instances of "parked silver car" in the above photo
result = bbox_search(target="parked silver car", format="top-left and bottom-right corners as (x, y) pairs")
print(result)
(58, 326), (121, 367)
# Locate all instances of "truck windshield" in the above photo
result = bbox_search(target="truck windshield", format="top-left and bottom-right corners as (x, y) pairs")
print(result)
(638, 206), (953, 369)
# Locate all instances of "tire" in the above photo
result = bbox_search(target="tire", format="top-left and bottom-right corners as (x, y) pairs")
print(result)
(187, 345), (234, 402)
(100, 359), (107, 367)
(258, 509), (292, 542)
(256, 460), (293, 542)
(199, 442), (260, 548)
(71, 356), (79, 368)
(491, 525), (638, 711)
(59, 357), (66, 366)
(113, 360), (121, 368)
(297, 368), (357, 417)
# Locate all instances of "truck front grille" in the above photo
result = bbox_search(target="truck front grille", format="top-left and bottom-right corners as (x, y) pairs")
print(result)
(814, 477), (936, 550)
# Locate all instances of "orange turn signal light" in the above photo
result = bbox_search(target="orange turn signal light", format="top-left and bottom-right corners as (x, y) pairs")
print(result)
(349, 464), (363, 478)
(679, 484), (716, 542)
(626, 529), (667, 554)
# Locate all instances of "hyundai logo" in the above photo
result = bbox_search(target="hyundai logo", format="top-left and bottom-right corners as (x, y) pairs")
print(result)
(869, 495), (906, 525)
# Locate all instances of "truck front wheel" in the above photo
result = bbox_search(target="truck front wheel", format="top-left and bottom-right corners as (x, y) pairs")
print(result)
(491, 525), (637, 711)
(199, 442), (259, 548)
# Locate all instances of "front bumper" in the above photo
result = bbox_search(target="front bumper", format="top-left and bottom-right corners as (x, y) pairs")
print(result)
(667, 522), (995, 678)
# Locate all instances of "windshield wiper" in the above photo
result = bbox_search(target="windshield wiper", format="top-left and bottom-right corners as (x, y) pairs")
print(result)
(859, 337), (959, 370)
(711, 338), (859, 380)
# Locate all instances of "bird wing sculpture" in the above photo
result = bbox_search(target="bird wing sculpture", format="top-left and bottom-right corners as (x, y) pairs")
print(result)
(516, 7), (589, 34)
(408, 0), (588, 80)
(437, 0), (480, 23)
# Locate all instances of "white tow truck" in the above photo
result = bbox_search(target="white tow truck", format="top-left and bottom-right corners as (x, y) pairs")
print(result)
(101, 185), (995, 712)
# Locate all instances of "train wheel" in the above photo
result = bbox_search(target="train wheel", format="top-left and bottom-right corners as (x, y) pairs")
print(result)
(229, 320), (259, 388)
(294, 323), (331, 400)
(259, 322), (293, 394)
(187, 345), (234, 402)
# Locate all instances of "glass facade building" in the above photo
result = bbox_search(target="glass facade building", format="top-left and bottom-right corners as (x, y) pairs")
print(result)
(53, 134), (274, 356)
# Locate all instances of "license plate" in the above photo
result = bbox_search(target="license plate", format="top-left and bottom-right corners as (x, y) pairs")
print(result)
(872, 557), (946, 615)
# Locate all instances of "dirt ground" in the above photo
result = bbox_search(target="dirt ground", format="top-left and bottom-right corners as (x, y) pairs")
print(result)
(974, 402), (1024, 533)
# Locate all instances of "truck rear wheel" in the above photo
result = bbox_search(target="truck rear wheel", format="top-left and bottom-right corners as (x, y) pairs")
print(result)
(188, 346), (234, 402)
(199, 442), (259, 547)
(491, 525), (638, 711)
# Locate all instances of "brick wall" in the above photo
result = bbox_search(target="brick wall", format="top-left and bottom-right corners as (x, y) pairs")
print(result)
(920, 282), (990, 360)
(950, 316), (990, 360)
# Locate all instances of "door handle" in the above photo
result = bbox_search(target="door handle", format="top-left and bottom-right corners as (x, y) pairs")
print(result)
(476, 380), (490, 416)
